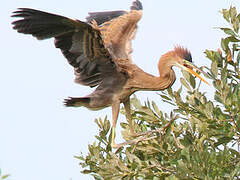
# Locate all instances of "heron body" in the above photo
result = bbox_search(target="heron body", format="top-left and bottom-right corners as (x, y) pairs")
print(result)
(12, 0), (207, 148)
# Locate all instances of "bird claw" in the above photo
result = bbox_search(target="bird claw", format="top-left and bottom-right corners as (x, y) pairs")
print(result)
(111, 141), (129, 149)
(129, 130), (150, 137)
(111, 138), (140, 149)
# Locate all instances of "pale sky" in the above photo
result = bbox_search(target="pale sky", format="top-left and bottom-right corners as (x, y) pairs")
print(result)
(1, 0), (238, 180)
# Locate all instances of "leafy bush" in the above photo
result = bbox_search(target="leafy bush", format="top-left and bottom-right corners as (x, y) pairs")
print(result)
(77, 6), (240, 180)
(0, 169), (9, 180)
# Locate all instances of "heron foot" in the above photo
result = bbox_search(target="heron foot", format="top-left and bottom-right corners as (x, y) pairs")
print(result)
(111, 139), (138, 149)
(129, 131), (149, 137)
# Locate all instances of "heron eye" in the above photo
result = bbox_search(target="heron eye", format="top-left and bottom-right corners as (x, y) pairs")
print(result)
(184, 64), (192, 69)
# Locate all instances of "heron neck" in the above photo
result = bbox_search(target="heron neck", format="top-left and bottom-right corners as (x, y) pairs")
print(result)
(141, 69), (175, 91)
(129, 65), (176, 91)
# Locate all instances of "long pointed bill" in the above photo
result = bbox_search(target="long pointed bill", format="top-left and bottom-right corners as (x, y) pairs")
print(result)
(180, 60), (210, 85)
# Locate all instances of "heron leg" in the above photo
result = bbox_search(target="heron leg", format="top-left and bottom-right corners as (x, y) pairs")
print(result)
(123, 98), (137, 136)
(111, 100), (120, 148)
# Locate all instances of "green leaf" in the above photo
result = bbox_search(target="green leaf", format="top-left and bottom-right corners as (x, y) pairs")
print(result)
(229, 148), (240, 158)
(181, 69), (190, 83)
(233, 18), (239, 33)
(167, 88), (174, 97)
(214, 137), (233, 147)
(238, 13), (240, 21)
(180, 77), (191, 91)
(162, 99), (176, 106)
(225, 36), (240, 43)
(181, 148), (190, 161)
(82, 169), (93, 174)
(211, 60), (218, 78)
(95, 118), (102, 129)
(237, 51), (240, 65)
(205, 102), (213, 118)
(177, 86), (182, 94)
(220, 28), (236, 36)
(231, 162), (240, 178)
(152, 101), (162, 117)
(222, 9), (230, 22)
(1, 175), (10, 180)
(159, 94), (172, 101)
(214, 93), (223, 103)
(103, 118), (110, 133)
(131, 95), (142, 109)
(189, 74), (196, 89)
(221, 38), (230, 52)
(95, 135), (107, 145)
(230, 6), (237, 21)
(205, 50), (215, 61)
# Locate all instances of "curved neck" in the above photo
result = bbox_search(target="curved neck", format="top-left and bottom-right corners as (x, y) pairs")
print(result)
(157, 57), (176, 89)
(128, 61), (176, 91)
(158, 67), (176, 90)
(140, 67), (175, 91)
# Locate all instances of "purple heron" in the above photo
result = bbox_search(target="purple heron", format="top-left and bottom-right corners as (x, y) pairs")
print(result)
(12, 0), (208, 148)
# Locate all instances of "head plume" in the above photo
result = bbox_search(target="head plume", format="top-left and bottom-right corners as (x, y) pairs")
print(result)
(174, 46), (192, 62)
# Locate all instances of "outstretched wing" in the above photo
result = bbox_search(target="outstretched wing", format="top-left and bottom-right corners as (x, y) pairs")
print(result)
(86, 0), (143, 61)
(12, 8), (117, 88)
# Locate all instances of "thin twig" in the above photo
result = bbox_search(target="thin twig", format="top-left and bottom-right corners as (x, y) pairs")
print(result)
(171, 131), (185, 149)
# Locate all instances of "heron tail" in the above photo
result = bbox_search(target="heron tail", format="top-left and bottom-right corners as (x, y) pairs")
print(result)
(64, 97), (90, 107)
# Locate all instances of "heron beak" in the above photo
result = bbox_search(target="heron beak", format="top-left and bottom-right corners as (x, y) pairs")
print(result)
(180, 60), (209, 85)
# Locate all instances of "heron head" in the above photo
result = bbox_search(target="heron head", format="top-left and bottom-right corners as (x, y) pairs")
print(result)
(172, 46), (209, 85)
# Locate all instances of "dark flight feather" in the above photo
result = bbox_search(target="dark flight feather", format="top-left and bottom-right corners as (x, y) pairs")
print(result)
(130, 0), (143, 10)
(86, 11), (126, 25)
(12, 8), (118, 89)
(11, 1), (142, 109)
